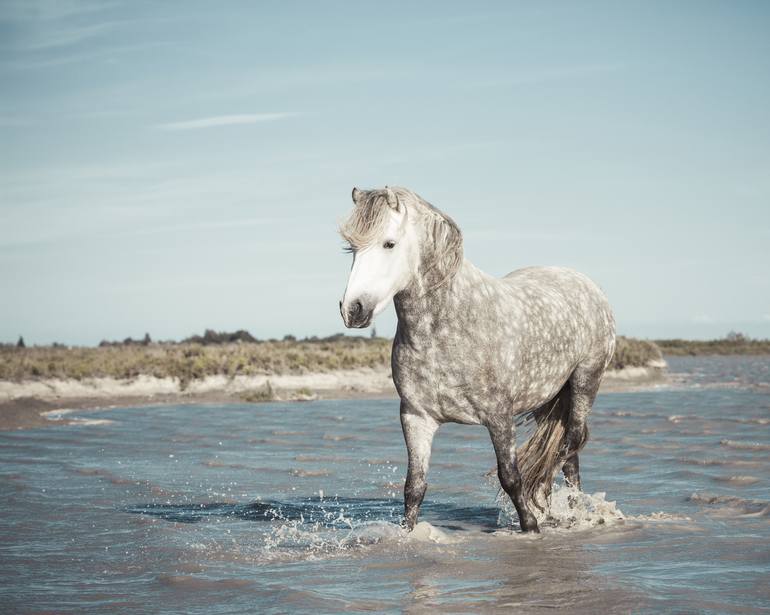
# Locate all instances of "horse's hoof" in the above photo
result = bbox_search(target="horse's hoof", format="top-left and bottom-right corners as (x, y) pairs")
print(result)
(521, 527), (540, 534)
(520, 521), (540, 533)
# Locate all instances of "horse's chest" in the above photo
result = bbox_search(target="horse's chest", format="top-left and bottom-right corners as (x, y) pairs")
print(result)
(392, 336), (507, 424)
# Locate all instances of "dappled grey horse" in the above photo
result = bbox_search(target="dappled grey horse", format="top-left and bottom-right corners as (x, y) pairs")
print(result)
(339, 187), (615, 532)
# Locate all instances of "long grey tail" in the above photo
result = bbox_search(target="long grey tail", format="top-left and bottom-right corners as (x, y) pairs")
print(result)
(516, 381), (586, 511)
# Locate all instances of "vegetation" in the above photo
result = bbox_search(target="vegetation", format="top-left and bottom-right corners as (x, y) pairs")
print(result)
(0, 334), (391, 386)
(610, 336), (664, 370)
(182, 329), (258, 345)
(0, 329), (670, 385)
(99, 333), (152, 347)
(240, 381), (275, 403)
(655, 332), (770, 356)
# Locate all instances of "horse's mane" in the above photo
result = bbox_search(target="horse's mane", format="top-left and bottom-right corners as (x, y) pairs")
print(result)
(339, 187), (464, 289)
(339, 189), (393, 250)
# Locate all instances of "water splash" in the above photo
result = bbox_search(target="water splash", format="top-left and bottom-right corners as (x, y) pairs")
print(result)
(407, 521), (456, 544)
(495, 482), (626, 530)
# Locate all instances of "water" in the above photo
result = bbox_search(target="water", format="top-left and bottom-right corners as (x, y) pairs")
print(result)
(1, 356), (769, 613)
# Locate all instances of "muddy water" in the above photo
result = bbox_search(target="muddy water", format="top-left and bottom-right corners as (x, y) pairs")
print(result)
(1, 356), (768, 613)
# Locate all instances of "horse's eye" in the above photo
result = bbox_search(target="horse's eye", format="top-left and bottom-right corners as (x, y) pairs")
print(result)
(383, 240), (396, 249)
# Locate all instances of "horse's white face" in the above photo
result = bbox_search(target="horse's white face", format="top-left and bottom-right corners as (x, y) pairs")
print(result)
(340, 203), (419, 329)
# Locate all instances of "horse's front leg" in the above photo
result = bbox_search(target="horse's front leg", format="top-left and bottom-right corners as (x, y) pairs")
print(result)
(487, 416), (540, 533)
(400, 406), (438, 530)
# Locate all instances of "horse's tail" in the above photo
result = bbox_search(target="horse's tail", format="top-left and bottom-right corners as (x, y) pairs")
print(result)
(517, 380), (585, 511)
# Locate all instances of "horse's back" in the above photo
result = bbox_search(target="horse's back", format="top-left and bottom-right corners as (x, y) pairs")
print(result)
(500, 265), (615, 369)
(503, 265), (600, 292)
(502, 265), (611, 315)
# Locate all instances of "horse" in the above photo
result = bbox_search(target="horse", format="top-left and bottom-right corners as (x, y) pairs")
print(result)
(338, 186), (615, 533)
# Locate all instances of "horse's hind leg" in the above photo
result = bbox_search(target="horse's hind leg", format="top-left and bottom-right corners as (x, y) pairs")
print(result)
(562, 455), (581, 490)
(561, 366), (603, 490)
(487, 417), (539, 533)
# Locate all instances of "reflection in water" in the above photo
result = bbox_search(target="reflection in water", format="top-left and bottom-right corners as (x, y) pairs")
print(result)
(0, 355), (769, 613)
(127, 497), (502, 529)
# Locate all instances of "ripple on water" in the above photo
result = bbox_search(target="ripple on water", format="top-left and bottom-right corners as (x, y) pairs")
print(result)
(294, 454), (350, 463)
(720, 439), (770, 452)
(363, 458), (396, 466)
(156, 574), (253, 589)
(689, 492), (770, 517)
(678, 457), (765, 469)
(711, 475), (761, 486)
(290, 468), (331, 478)
(201, 459), (250, 469)
(322, 434), (356, 442)
(73, 466), (135, 486)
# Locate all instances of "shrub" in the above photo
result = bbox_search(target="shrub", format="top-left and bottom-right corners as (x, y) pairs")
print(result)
(240, 381), (275, 403)
(609, 336), (663, 370)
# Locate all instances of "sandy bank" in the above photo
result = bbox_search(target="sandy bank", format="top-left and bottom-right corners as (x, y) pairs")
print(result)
(600, 360), (668, 391)
(0, 364), (667, 431)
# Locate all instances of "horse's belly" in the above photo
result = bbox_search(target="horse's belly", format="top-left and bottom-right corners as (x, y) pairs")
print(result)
(504, 348), (578, 412)
(433, 403), (483, 425)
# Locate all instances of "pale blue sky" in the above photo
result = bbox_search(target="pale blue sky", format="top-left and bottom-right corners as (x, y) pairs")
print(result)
(1, 1), (769, 345)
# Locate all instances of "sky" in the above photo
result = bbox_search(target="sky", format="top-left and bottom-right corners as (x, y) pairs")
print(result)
(1, 1), (769, 345)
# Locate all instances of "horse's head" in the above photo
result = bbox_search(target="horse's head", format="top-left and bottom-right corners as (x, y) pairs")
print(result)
(338, 187), (418, 328)
(339, 186), (463, 328)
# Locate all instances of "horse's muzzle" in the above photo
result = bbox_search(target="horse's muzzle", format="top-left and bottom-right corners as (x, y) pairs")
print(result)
(340, 296), (374, 329)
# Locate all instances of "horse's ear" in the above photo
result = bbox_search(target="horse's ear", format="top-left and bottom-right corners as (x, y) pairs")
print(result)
(385, 187), (401, 212)
(351, 187), (362, 204)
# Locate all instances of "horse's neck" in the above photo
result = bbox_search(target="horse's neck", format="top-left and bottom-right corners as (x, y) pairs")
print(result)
(394, 259), (490, 346)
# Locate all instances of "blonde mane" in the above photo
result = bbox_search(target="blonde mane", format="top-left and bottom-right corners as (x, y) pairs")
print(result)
(339, 190), (393, 250)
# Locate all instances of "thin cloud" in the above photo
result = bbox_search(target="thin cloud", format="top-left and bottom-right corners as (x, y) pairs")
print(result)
(0, 0), (119, 22)
(17, 20), (116, 51)
(157, 113), (300, 131)
(1, 40), (174, 70)
(473, 63), (622, 88)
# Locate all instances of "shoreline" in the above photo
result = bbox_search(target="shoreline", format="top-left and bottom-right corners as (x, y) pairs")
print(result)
(0, 365), (667, 432)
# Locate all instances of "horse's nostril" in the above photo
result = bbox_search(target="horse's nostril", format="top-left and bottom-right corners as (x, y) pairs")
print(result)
(351, 300), (363, 316)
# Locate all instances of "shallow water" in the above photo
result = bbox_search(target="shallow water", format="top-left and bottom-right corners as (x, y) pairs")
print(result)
(1, 356), (769, 613)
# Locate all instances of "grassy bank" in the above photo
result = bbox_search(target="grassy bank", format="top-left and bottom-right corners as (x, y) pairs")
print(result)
(0, 334), (662, 386)
(0, 337), (390, 387)
(655, 336), (770, 356)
